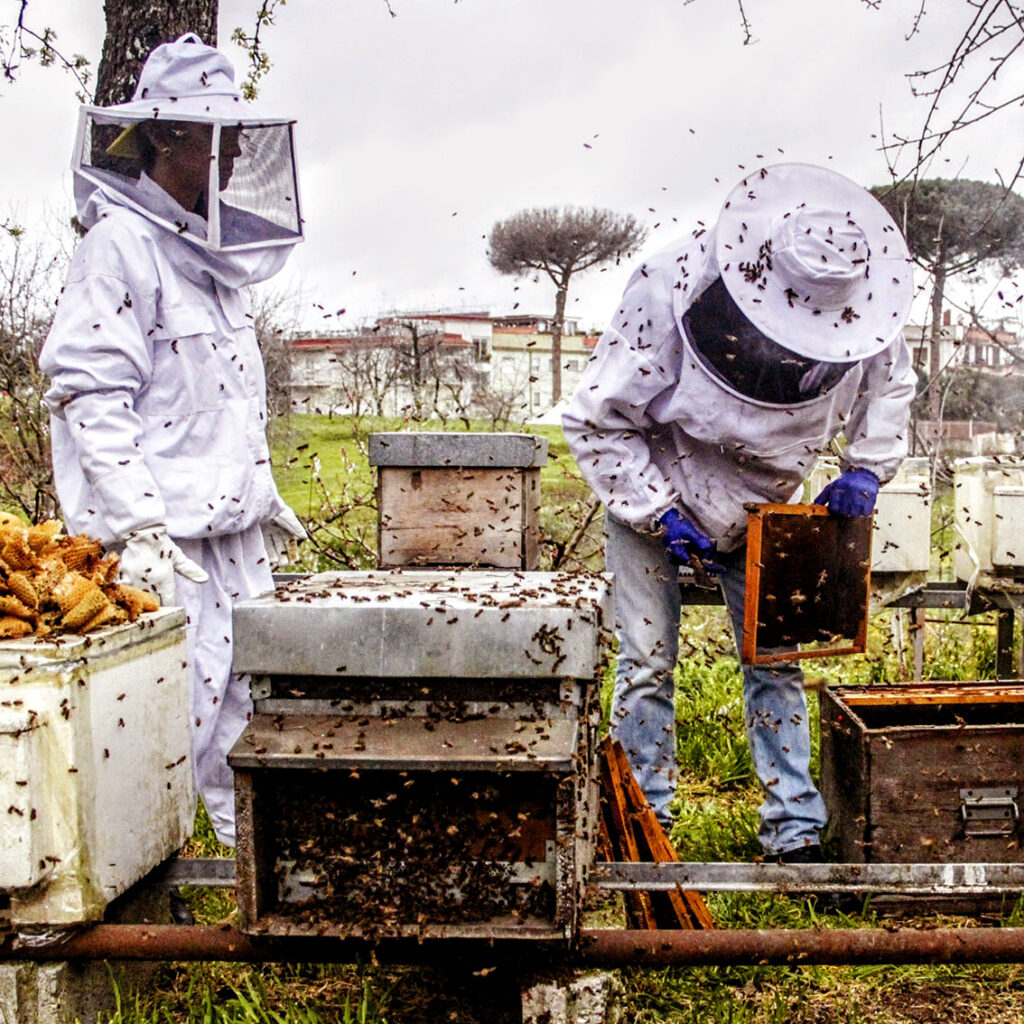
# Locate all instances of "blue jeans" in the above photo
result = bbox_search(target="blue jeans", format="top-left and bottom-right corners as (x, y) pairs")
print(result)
(604, 513), (828, 855)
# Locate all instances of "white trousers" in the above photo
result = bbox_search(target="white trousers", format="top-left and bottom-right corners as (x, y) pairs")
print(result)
(174, 526), (273, 847)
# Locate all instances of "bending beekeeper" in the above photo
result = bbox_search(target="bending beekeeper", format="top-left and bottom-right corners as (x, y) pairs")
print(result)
(564, 164), (916, 861)
(40, 33), (306, 847)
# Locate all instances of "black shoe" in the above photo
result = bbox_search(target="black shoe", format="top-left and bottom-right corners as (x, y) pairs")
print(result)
(169, 886), (195, 926)
(776, 844), (824, 865)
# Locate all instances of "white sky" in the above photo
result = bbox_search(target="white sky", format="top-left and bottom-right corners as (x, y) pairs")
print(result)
(2, 0), (1022, 332)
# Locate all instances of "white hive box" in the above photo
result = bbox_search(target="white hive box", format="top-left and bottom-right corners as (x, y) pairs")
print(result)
(0, 609), (194, 927)
(953, 457), (1024, 583)
(806, 457), (932, 574)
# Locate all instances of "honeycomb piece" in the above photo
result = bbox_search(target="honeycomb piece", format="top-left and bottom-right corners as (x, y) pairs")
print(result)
(26, 520), (63, 553)
(34, 557), (68, 604)
(0, 521), (27, 545)
(80, 602), (127, 633)
(53, 572), (95, 615)
(6, 573), (38, 611)
(0, 594), (36, 622)
(59, 535), (103, 573)
(92, 554), (121, 586)
(0, 615), (34, 639)
(0, 537), (36, 572)
(108, 582), (160, 618)
(62, 587), (110, 631)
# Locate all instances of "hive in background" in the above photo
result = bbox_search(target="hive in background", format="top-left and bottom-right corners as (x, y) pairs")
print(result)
(369, 432), (548, 569)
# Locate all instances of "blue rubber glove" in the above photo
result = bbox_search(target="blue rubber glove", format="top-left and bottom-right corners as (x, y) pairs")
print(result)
(657, 509), (723, 573)
(814, 468), (880, 517)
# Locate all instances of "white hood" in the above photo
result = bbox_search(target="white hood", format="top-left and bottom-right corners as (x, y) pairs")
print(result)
(74, 172), (296, 291)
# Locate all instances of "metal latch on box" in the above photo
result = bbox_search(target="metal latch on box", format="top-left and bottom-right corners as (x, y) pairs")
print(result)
(960, 787), (1019, 837)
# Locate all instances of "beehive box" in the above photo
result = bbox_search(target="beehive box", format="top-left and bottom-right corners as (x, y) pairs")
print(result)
(0, 610), (193, 926)
(953, 457), (1024, 583)
(369, 432), (547, 569)
(229, 569), (610, 941)
(821, 682), (1024, 864)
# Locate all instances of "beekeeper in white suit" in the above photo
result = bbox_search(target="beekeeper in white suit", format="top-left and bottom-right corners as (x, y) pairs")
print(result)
(564, 164), (917, 861)
(40, 33), (306, 846)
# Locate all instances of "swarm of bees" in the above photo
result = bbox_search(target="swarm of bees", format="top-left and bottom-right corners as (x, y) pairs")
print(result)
(0, 515), (159, 639)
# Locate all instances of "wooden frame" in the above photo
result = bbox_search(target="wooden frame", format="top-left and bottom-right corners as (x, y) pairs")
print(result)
(742, 504), (872, 665)
(836, 683), (1024, 707)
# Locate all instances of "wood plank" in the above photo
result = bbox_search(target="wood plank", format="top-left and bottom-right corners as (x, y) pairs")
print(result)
(607, 739), (716, 930)
(379, 526), (525, 568)
(230, 713), (579, 772)
(819, 687), (871, 863)
(866, 730), (1024, 863)
(598, 736), (714, 930)
(837, 684), (1024, 707)
(379, 468), (525, 528)
(598, 737), (657, 929)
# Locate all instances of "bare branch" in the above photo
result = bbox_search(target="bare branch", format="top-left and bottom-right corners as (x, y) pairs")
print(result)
(736, 0), (754, 44)
(905, 0), (929, 40)
(1, 0), (91, 98)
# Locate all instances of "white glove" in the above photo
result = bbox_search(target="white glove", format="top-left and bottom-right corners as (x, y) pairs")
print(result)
(261, 507), (307, 569)
(119, 525), (209, 605)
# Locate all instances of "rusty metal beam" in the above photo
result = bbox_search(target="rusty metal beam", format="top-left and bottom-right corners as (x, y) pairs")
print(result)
(10, 925), (1024, 967)
(577, 927), (1024, 966)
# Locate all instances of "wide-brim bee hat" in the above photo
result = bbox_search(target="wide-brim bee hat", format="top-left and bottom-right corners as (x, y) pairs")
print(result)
(100, 32), (260, 158)
(715, 163), (914, 362)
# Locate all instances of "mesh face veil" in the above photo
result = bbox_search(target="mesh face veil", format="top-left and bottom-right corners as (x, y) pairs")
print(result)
(74, 108), (303, 252)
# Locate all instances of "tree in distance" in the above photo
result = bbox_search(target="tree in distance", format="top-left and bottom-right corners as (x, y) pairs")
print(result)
(871, 178), (1024, 420)
(487, 206), (646, 404)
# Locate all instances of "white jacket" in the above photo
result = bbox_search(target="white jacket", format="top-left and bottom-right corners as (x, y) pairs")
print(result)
(40, 177), (293, 545)
(563, 229), (917, 552)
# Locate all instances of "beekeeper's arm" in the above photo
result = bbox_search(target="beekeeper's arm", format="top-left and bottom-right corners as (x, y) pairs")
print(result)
(815, 334), (917, 517)
(40, 228), (207, 599)
(564, 267), (685, 520)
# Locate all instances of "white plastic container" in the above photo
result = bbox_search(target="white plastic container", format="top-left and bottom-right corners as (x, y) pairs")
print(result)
(806, 457), (932, 574)
(954, 457), (1024, 582)
(0, 609), (194, 927)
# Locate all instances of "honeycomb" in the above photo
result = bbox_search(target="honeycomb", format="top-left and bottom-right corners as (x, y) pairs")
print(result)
(0, 515), (159, 638)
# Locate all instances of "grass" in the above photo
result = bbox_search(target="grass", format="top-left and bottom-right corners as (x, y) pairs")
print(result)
(87, 416), (1024, 1022)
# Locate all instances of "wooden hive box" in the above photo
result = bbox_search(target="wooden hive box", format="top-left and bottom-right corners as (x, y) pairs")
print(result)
(369, 432), (547, 569)
(228, 570), (610, 942)
(821, 682), (1024, 866)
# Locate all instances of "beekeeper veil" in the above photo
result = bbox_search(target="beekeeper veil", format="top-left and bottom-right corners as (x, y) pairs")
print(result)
(72, 33), (302, 253)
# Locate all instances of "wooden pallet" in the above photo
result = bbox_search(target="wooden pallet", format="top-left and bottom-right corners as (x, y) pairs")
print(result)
(597, 736), (715, 930)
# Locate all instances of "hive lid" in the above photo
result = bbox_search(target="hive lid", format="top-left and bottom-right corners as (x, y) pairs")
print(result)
(0, 608), (186, 671)
(368, 432), (548, 468)
(232, 570), (611, 678)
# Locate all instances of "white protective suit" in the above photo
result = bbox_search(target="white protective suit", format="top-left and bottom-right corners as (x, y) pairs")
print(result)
(563, 225), (917, 547)
(40, 174), (295, 845)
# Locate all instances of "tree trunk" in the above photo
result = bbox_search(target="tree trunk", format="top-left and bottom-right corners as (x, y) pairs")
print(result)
(94, 0), (218, 106)
(551, 281), (567, 404)
(928, 266), (946, 422)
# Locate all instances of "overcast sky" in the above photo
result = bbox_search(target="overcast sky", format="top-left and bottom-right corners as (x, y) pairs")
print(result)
(2, 0), (1022, 332)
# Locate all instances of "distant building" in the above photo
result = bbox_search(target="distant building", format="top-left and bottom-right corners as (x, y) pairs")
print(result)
(288, 323), (478, 418)
(904, 311), (1020, 373)
(286, 310), (603, 419)
(490, 314), (598, 414)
